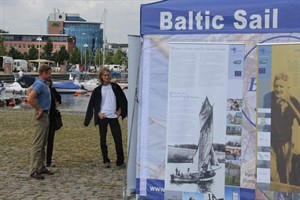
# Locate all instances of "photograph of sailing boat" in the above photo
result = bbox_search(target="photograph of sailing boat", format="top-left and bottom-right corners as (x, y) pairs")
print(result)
(166, 97), (225, 198)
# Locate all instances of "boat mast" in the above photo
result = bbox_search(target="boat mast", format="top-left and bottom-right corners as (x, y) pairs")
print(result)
(101, 9), (108, 67)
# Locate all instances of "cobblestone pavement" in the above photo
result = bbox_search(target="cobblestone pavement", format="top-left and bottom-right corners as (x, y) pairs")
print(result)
(0, 109), (131, 200)
(0, 147), (128, 200)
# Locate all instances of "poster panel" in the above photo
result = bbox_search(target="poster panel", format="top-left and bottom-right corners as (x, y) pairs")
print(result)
(136, 33), (300, 200)
(137, 1), (300, 198)
(164, 43), (244, 200)
(256, 43), (300, 195)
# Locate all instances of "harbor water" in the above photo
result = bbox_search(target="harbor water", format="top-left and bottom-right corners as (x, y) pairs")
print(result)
(59, 93), (91, 112)
(58, 89), (128, 112)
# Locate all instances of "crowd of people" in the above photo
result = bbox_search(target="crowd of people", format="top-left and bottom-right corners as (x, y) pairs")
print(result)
(26, 65), (128, 180)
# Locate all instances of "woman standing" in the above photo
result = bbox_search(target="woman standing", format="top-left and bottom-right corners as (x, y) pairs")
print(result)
(46, 79), (62, 167)
(84, 67), (127, 168)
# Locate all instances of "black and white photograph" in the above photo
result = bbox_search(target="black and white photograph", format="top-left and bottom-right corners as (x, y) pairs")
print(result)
(226, 111), (242, 125)
(227, 99), (243, 111)
(166, 97), (225, 198)
(226, 125), (242, 136)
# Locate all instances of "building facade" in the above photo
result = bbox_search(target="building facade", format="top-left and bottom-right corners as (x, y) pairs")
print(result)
(1, 33), (76, 54)
(48, 9), (103, 55)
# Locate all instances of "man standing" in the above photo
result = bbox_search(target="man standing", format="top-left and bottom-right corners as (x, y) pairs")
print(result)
(27, 64), (54, 180)
(84, 67), (127, 168)
(270, 73), (300, 184)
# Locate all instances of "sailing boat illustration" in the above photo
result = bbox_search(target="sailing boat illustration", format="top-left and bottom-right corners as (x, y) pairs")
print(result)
(170, 97), (221, 183)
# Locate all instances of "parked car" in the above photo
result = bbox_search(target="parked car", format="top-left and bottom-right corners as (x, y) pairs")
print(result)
(105, 64), (125, 72)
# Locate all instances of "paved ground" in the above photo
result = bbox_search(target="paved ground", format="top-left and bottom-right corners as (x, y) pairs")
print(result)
(0, 155), (127, 200)
(0, 109), (132, 200)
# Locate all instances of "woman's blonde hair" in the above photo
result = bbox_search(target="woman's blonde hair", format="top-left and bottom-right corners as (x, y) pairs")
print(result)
(98, 67), (111, 84)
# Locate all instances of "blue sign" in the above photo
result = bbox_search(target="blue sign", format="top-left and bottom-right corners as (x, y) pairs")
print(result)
(140, 0), (300, 35)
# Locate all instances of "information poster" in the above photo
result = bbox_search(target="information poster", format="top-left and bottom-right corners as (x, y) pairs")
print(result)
(257, 43), (300, 197)
(164, 43), (244, 200)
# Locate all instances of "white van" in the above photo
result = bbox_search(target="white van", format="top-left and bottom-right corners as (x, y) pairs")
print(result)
(106, 64), (124, 72)
(13, 59), (28, 72)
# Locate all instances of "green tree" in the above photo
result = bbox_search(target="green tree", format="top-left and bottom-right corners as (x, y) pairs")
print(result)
(112, 49), (123, 65)
(104, 51), (114, 65)
(0, 29), (8, 33)
(8, 47), (24, 59)
(94, 49), (103, 66)
(22, 52), (29, 60)
(68, 46), (81, 65)
(43, 40), (53, 60)
(83, 48), (91, 67)
(53, 45), (69, 65)
(27, 45), (38, 60)
(120, 50), (128, 67)
(0, 36), (6, 55)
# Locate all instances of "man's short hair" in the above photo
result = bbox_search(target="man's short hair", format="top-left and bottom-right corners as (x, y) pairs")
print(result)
(274, 73), (289, 84)
(38, 64), (51, 74)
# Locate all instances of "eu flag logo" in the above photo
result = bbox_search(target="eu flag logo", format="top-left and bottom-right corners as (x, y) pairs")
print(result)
(235, 71), (242, 76)
(259, 68), (266, 74)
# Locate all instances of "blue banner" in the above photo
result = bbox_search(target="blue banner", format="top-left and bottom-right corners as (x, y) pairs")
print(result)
(140, 0), (300, 35)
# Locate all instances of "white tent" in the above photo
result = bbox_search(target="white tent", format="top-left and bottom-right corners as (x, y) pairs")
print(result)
(127, 0), (300, 199)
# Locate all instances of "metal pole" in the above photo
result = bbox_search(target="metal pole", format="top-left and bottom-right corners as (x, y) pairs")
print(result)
(81, 47), (82, 65)
(37, 37), (42, 69)
(81, 33), (86, 65)
(85, 48), (87, 70)
(103, 45), (105, 67)
(38, 42), (40, 68)
(101, 9), (107, 67)
(99, 49), (101, 68)
(83, 44), (88, 71)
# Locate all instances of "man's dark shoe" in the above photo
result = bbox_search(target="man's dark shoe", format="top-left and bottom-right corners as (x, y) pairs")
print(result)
(40, 169), (54, 175)
(30, 173), (45, 180)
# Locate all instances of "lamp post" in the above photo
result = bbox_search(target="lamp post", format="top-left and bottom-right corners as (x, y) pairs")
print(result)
(81, 33), (86, 65)
(83, 44), (88, 71)
(36, 37), (42, 69)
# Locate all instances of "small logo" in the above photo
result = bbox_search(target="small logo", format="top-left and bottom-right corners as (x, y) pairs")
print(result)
(259, 68), (266, 74)
(231, 47), (237, 53)
(259, 59), (267, 64)
(233, 60), (242, 65)
(259, 48), (266, 55)
(235, 71), (242, 77)
(52, 22), (60, 28)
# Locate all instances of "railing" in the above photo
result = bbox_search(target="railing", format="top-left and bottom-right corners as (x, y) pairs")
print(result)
(0, 72), (128, 84)
(0, 73), (70, 83)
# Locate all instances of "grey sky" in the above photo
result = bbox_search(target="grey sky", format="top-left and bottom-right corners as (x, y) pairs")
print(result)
(0, 0), (158, 43)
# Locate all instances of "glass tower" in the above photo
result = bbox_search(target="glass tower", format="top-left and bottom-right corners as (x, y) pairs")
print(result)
(48, 10), (103, 56)
(64, 22), (103, 55)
